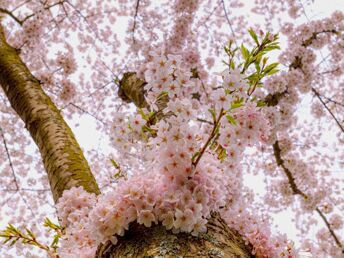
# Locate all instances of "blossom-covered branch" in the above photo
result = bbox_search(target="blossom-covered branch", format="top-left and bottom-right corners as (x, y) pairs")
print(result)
(273, 140), (344, 253)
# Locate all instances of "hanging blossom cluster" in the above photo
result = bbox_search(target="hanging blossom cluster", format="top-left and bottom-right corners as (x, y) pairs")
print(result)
(223, 202), (298, 257)
(56, 51), (77, 76)
(136, 0), (206, 80)
(56, 187), (98, 257)
(56, 50), (297, 257)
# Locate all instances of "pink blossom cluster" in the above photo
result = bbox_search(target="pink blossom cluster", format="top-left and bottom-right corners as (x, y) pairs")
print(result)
(1, 1), (343, 258)
(143, 50), (197, 104)
(56, 52), (77, 75)
(56, 51), (296, 257)
(135, 0), (202, 79)
(223, 203), (297, 258)
(89, 150), (236, 240)
(56, 150), (237, 257)
(56, 187), (97, 258)
(219, 103), (271, 151)
(167, 0), (200, 52)
(253, 0), (303, 20)
(20, 8), (48, 49)
(56, 186), (97, 228)
(221, 67), (248, 96)
(59, 79), (76, 102)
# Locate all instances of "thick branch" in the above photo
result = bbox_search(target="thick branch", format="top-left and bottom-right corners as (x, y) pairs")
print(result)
(0, 8), (23, 25)
(118, 72), (147, 108)
(0, 24), (100, 202)
(272, 141), (307, 198)
(118, 72), (170, 123)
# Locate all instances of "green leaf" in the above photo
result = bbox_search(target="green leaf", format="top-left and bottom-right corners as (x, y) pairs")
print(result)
(110, 159), (124, 179)
(44, 218), (62, 232)
(247, 73), (260, 82)
(267, 68), (279, 75)
(254, 62), (261, 73)
(264, 45), (280, 52)
(257, 100), (266, 107)
(51, 234), (60, 248)
(9, 238), (18, 246)
(263, 62), (279, 73)
(110, 159), (120, 169)
(191, 151), (200, 163)
(230, 60), (235, 70)
(231, 102), (243, 109)
(3, 237), (11, 244)
(113, 171), (123, 179)
(226, 114), (237, 125)
(241, 44), (250, 60)
(208, 108), (216, 122)
(216, 144), (227, 161)
(137, 108), (148, 121)
(113, 76), (120, 86)
(248, 28), (259, 45)
(25, 228), (35, 239)
(142, 125), (157, 136)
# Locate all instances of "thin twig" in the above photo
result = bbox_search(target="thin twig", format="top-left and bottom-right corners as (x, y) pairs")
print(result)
(0, 126), (19, 190)
(67, 103), (106, 125)
(197, 118), (214, 125)
(0, 188), (50, 192)
(316, 208), (344, 252)
(322, 96), (344, 107)
(131, 0), (140, 45)
(221, 0), (238, 48)
(312, 88), (344, 133)
(0, 8), (23, 25)
(192, 109), (223, 168)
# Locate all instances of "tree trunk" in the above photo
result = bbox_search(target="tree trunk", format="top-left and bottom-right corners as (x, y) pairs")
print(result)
(96, 213), (254, 258)
(0, 24), (100, 202)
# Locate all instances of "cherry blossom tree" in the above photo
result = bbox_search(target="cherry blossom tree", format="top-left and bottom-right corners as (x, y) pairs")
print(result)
(0, 0), (343, 257)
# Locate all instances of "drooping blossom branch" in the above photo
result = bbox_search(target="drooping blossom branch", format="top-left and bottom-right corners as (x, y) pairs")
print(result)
(273, 140), (344, 253)
(263, 14), (344, 254)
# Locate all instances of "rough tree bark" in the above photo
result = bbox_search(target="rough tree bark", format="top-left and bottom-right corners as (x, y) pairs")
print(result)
(0, 22), (256, 257)
(96, 213), (254, 258)
(0, 24), (100, 202)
